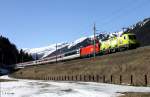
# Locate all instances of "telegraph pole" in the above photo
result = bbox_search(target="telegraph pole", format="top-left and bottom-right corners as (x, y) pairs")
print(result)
(93, 23), (96, 58)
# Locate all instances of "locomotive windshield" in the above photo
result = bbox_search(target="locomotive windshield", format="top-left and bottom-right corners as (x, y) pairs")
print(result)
(129, 35), (136, 40)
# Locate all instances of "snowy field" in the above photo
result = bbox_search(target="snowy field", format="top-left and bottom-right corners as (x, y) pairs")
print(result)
(0, 75), (150, 97)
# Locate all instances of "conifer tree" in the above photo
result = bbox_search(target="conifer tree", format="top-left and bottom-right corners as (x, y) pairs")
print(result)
(0, 35), (34, 69)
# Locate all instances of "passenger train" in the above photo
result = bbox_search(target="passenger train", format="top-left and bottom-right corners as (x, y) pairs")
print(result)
(16, 33), (139, 68)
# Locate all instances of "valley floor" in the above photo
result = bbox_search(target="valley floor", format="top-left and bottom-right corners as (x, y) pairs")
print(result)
(0, 75), (150, 97)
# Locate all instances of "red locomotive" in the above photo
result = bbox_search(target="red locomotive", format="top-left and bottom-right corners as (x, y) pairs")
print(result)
(80, 43), (100, 56)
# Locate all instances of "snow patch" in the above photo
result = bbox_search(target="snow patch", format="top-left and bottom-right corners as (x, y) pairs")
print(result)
(68, 37), (87, 48)
(1, 75), (150, 97)
(24, 42), (69, 59)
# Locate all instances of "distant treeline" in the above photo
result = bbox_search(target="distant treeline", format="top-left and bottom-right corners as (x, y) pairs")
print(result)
(0, 35), (33, 68)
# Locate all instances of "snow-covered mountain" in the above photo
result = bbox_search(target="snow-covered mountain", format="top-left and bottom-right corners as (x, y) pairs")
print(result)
(68, 37), (87, 48)
(24, 31), (128, 59)
(24, 34), (107, 59)
(23, 31), (127, 59)
(24, 32), (126, 59)
(24, 43), (69, 59)
(25, 17), (150, 59)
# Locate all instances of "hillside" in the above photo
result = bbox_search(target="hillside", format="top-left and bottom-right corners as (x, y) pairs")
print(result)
(11, 46), (150, 86)
(126, 18), (150, 46)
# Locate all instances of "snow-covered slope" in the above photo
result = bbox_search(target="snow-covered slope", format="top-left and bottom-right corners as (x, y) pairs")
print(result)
(135, 18), (150, 28)
(24, 43), (69, 59)
(24, 37), (90, 59)
(68, 37), (87, 48)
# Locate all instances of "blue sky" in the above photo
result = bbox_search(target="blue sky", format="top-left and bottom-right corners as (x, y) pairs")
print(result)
(0, 0), (150, 49)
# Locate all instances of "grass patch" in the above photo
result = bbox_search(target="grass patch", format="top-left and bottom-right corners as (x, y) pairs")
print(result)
(120, 92), (150, 97)
(0, 79), (17, 82)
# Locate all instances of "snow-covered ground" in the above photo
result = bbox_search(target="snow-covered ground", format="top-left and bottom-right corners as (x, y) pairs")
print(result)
(0, 75), (150, 97)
